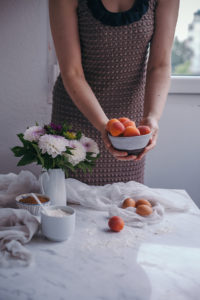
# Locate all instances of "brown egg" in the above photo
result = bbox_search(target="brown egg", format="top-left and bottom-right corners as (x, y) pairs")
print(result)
(136, 199), (152, 207)
(122, 198), (136, 209)
(136, 204), (153, 216)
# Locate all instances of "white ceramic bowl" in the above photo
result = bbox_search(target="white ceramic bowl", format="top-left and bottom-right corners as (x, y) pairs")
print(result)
(41, 205), (76, 242)
(16, 193), (50, 216)
(108, 132), (152, 155)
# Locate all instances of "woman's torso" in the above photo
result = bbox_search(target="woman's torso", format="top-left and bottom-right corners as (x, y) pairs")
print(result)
(51, 0), (157, 185)
(75, 0), (157, 124)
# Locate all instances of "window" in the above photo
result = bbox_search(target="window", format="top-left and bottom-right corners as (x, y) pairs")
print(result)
(170, 0), (200, 94)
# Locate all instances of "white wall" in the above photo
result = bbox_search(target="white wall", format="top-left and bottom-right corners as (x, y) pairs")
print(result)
(0, 0), (51, 175)
(0, 1), (199, 207)
(145, 94), (200, 206)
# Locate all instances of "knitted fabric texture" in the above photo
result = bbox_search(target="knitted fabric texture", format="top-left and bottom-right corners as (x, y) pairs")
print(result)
(51, 0), (157, 185)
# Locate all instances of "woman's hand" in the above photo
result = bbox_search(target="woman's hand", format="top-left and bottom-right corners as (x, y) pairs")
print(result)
(135, 116), (159, 161)
(100, 127), (137, 161)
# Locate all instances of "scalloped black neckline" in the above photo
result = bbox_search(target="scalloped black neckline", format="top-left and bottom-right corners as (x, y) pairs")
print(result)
(99, 0), (138, 15)
(87, 0), (149, 27)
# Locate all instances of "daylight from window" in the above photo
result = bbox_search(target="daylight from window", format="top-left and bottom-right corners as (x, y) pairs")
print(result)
(172, 0), (200, 75)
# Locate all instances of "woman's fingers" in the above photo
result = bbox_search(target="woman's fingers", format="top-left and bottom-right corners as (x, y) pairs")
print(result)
(117, 154), (137, 161)
(135, 132), (158, 161)
(108, 146), (137, 160)
(101, 129), (137, 160)
(102, 131), (112, 148)
(108, 145), (137, 160)
(106, 142), (128, 157)
(135, 117), (159, 161)
(108, 146), (128, 157)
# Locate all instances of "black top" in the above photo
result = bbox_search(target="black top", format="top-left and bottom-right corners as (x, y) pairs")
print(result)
(87, 0), (149, 27)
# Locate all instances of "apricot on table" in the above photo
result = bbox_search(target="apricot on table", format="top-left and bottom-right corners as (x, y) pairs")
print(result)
(118, 117), (130, 124)
(122, 198), (136, 208)
(136, 205), (153, 216)
(108, 216), (124, 232)
(136, 199), (152, 207)
(138, 125), (151, 135)
(109, 120), (125, 136)
(123, 120), (136, 128)
(123, 126), (140, 137)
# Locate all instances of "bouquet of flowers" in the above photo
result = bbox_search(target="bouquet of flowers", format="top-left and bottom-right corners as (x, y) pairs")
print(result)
(11, 122), (100, 177)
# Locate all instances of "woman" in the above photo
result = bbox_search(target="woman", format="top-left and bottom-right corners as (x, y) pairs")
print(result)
(49, 0), (179, 185)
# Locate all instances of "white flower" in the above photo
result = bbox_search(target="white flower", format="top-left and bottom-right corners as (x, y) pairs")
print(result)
(38, 134), (69, 158)
(80, 136), (99, 157)
(24, 126), (45, 142)
(64, 140), (86, 166)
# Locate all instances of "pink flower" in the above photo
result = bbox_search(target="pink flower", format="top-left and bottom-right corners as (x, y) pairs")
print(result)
(80, 136), (99, 157)
(24, 126), (45, 142)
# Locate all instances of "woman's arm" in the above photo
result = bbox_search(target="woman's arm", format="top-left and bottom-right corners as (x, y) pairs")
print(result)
(49, 0), (129, 160)
(136, 0), (180, 160)
(49, 0), (108, 132)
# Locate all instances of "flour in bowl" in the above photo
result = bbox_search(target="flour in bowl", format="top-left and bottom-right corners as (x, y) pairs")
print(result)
(45, 209), (71, 217)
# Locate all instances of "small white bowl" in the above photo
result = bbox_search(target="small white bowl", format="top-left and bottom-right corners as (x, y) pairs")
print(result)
(16, 193), (50, 216)
(41, 205), (76, 242)
(108, 132), (152, 155)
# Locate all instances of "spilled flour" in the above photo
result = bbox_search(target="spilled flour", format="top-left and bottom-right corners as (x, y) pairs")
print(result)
(85, 227), (146, 249)
(80, 219), (174, 254)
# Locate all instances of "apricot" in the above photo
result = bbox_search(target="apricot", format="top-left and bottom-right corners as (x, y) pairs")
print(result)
(138, 125), (151, 135)
(123, 120), (136, 128)
(110, 121), (125, 136)
(108, 216), (124, 232)
(122, 198), (136, 209)
(118, 117), (130, 124)
(123, 126), (140, 137)
(136, 205), (153, 216)
(106, 118), (119, 132)
(136, 199), (152, 207)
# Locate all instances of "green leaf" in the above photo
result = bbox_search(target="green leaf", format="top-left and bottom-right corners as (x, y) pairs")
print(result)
(31, 143), (44, 166)
(17, 133), (33, 149)
(86, 152), (100, 163)
(64, 169), (69, 178)
(40, 152), (55, 169)
(10, 146), (25, 157)
(62, 123), (67, 131)
(84, 164), (92, 172)
(52, 159), (55, 169)
(17, 133), (25, 144)
(76, 131), (82, 140)
(65, 148), (73, 155)
(62, 123), (72, 132)
(60, 157), (75, 172)
(76, 162), (88, 173)
(17, 152), (36, 166)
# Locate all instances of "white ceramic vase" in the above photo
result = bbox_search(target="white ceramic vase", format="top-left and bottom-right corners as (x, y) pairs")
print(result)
(39, 168), (67, 206)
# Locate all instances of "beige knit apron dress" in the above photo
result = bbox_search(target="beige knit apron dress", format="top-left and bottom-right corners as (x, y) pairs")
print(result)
(51, 0), (157, 185)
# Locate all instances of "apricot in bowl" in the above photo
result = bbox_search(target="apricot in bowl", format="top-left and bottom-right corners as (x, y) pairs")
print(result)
(106, 118), (151, 155)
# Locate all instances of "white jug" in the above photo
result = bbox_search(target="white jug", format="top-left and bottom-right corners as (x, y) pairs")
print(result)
(39, 168), (67, 206)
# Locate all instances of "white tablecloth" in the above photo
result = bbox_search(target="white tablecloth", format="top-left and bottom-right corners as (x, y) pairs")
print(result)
(0, 185), (200, 300)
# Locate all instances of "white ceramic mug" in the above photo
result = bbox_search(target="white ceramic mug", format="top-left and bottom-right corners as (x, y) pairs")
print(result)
(41, 205), (75, 242)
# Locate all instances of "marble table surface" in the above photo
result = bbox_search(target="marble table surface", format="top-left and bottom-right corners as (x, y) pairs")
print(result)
(1, 189), (200, 300)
